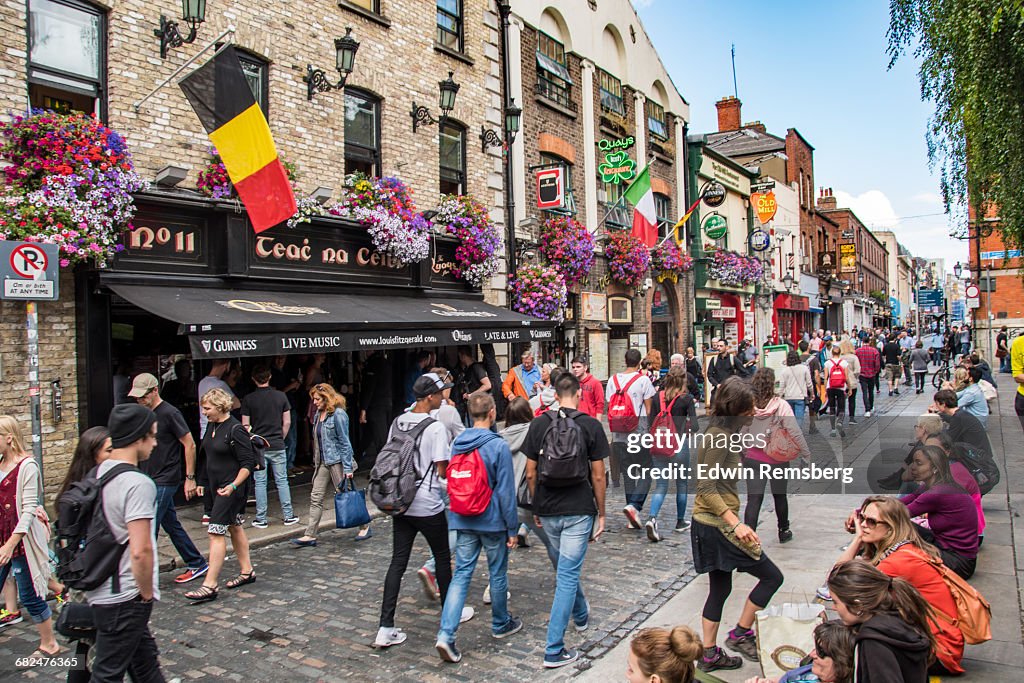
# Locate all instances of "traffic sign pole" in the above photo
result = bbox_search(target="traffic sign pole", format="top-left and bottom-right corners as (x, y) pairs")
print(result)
(26, 301), (43, 500)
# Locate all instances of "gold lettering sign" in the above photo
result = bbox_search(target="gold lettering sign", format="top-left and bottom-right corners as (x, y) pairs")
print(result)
(216, 300), (329, 316)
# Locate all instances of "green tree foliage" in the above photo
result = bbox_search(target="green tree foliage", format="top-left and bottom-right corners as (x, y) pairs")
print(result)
(888, 0), (1024, 245)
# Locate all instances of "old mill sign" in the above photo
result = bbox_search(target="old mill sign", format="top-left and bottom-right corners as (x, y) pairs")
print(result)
(752, 191), (778, 224)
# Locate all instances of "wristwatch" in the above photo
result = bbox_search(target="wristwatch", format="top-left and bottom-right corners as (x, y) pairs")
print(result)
(185, 475), (196, 481)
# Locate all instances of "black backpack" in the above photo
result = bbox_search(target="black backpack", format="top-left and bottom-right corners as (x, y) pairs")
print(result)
(369, 417), (437, 516)
(953, 442), (1000, 495)
(538, 409), (590, 488)
(228, 424), (267, 471)
(54, 463), (137, 592)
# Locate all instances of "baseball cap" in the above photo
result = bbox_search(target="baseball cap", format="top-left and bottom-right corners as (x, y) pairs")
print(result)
(413, 372), (453, 399)
(127, 373), (159, 398)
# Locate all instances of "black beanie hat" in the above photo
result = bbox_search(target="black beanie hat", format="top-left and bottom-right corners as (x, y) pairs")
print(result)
(107, 404), (157, 448)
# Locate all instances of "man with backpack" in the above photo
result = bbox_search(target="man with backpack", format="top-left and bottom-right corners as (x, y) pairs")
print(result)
(373, 373), (473, 649)
(524, 372), (608, 668)
(79, 403), (165, 681)
(707, 339), (745, 396)
(823, 346), (853, 438)
(605, 349), (655, 526)
(435, 392), (522, 663)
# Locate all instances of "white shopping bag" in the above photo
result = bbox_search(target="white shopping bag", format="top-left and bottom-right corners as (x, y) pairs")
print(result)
(754, 602), (826, 678)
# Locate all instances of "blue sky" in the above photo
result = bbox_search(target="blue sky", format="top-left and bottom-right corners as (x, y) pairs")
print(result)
(633, 0), (967, 272)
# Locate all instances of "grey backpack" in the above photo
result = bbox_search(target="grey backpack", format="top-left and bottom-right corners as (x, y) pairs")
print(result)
(368, 417), (436, 516)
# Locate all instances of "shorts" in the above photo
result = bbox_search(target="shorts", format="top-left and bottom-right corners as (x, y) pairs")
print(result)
(886, 364), (901, 382)
(207, 487), (247, 535)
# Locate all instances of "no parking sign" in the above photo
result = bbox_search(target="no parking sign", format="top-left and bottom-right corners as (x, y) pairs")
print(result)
(0, 241), (59, 300)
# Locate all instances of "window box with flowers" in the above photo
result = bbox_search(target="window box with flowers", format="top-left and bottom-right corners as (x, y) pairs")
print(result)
(0, 111), (147, 268)
(327, 172), (431, 266)
(703, 244), (764, 290)
(510, 263), (567, 321)
(650, 241), (693, 284)
(538, 215), (595, 288)
(604, 230), (651, 288)
(434, 194), (503, 287)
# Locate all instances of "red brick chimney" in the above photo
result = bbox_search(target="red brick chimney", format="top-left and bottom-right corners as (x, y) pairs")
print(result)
(743, 120), (767, 135)
(817, 187), (838, 211)
(716, 96), (742, 132)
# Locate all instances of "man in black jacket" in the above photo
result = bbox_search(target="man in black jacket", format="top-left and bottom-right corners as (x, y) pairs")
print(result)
(707, 339), (745, 398)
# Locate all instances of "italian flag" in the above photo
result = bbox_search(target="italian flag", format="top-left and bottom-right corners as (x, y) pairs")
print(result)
(623, 164), (657, 247)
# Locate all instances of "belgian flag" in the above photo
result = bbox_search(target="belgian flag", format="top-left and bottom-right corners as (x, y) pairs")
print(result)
(179, 46), (296, 233)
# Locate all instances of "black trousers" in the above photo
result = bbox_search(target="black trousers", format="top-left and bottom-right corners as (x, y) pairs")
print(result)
(859, 376), (875, 413)
(703, 556), (784, 622)
(90, 597), (165, 683)
(743, 458), (789, 531)
(1016, 393), (1024, 432)
(380, 511), (451, 627)
(915, 523), (977, 580)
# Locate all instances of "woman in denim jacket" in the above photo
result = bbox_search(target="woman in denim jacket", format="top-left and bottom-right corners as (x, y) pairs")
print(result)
(292, 383), (371, 546)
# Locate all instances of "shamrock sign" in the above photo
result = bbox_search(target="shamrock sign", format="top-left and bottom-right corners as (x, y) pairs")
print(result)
(599, 150), (636, 185)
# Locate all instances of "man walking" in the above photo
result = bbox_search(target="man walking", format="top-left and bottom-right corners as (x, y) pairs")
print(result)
(855, 336), (881, 417)
(899, 331), (915, 386)
(242, 366), (299, 528)
(882, 335), (902, 396)
(823, 346), (853, 438)
(707, 339), (745, 397)
(606, 348), (655, 519)
(571, 356), (604, 418)
(129, 373), (209, 584)
(455, 346), (492, 426)
(524, 373), (608, 668)
(87, 403), (165, 681)
(502, 350), (542, 403)
(435, 392), (522, 663)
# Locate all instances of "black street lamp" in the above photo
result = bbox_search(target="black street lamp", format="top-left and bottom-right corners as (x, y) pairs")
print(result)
(155, 0), (207, 59)
(953, 261), (963, 279)
(412, 72), (461, 132)
(305, 28), (360, 100)
(480, 99), (522, 152)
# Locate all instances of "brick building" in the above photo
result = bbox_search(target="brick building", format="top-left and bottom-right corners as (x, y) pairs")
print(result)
(967, 203), (1022, 359)
(505, 0), (690, 378)
(0, 0), (532, 489)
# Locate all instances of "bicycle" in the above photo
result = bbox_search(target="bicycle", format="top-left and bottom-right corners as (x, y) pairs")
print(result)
(931, 354), (953, 389)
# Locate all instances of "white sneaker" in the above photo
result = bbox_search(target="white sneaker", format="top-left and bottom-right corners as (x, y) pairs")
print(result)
(816, 583), (833, 602)
(623, 504), (642, 529)
(864, 411), (872, 418)
(373, 626), (407, 648)
(460, 606), (475, 624)
(482, 585), (511, 604)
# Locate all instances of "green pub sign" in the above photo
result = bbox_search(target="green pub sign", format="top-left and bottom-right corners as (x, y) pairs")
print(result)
(598, 136), (636, 185)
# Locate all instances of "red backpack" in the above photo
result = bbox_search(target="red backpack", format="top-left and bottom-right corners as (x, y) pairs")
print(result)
(649, 391), (681, 457)
(534, 396), (558, 417)
(608, 374), (642, 433)
(447, 449), (492, 516)
(826, 360), (847, 389)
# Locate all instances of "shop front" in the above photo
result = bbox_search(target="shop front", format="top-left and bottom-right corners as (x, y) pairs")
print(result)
(693, 291), (748, 350)
(772, 293), (810, 345)
(77, 192), (554, 451)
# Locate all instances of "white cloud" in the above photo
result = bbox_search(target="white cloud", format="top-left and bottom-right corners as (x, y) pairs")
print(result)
(833, 190), (899, 230)
(911, 192), (943, 205)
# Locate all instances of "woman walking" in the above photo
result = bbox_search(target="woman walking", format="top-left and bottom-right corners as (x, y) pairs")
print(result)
(838, 340), (861, 424)
(910, 341), (930, 394)
(743, 368), (809, 543)
(692, 377), (784, 672)
(645, 368), (698, 542)
(185, 389), (256, 603)
(0, 415), (60, 657)
(776, 349), (813, 419)
(293, 383), (369, 547)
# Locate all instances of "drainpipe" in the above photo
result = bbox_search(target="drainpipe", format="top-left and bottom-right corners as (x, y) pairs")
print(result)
(497, 0), (516, 303)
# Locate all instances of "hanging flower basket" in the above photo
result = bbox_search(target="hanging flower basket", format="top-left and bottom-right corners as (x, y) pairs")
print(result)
(197, 148), (298, 200)
(705, 244), (764, 287)
(510, 263), (567, 321)
(538, 216), (595, 287)
(0, 111), (147, 268)
(605, 230), (651, 287)
(651, 241), (694, 283)
(435, 194), (503, 287)
(328, 173), (430, 265)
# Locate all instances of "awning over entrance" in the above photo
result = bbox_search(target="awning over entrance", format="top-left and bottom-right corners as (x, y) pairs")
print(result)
(108, 284), (556, 359)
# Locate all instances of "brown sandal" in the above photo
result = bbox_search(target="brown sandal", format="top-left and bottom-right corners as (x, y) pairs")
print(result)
(225, 571), (256, 589)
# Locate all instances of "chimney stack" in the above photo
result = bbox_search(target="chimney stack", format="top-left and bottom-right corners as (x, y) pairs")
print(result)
(743, 120), (767, 135)
(716, 96), (742, 132)
(817, 187), (838, 210)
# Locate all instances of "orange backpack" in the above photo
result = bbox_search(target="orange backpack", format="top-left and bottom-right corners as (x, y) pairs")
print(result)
(914, 549), (992, 644)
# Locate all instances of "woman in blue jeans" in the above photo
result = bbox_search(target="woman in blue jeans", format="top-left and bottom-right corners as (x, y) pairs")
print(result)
(776, 349), (813, 419)
(645, 369), (698, 543)
(0, 415), (59, 657)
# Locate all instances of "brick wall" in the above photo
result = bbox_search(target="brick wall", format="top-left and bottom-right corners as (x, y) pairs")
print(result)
(0, 271), (80, 498)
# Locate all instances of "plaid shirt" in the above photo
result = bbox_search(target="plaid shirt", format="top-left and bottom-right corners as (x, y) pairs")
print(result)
(855, 345), (881, 378)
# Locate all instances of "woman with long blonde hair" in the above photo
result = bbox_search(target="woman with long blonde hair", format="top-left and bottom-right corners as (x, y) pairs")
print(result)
(292, 383), (370, 546)
(838, 339), (861, 424)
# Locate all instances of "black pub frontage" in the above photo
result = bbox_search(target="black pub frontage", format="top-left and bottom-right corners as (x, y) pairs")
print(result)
(76, 191), (553, 460)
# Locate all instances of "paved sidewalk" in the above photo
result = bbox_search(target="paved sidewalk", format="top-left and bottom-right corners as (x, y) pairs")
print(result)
(582, 378), (1024, 682)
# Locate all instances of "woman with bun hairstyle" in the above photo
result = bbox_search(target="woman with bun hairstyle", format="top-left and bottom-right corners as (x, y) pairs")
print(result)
(692, 377), (784, 673)
(832, 496), (964, 675)
(745, 621), (855, 683)
(626, 624), (702, 683)
(827, 559), (933, 682)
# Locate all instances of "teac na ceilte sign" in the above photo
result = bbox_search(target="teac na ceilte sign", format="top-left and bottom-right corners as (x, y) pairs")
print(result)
(598, 135), (636, 185)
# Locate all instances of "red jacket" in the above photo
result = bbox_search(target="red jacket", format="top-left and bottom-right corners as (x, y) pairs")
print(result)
(578, 373), (605, 418)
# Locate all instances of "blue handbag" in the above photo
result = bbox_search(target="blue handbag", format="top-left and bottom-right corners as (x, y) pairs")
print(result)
(334, 478), (371, 529)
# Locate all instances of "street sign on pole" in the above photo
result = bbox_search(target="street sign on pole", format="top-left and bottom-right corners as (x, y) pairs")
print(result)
(0, 240), (59, 494)
(918, 288), (944, 308)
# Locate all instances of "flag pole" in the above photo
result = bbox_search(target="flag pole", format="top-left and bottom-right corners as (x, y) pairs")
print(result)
(133, 26), (237, 112)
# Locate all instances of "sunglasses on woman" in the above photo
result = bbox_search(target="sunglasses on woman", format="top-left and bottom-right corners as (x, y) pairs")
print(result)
(857, 512), (888, 529)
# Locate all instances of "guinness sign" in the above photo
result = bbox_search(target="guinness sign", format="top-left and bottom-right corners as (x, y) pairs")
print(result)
(702, 181), (727, 208)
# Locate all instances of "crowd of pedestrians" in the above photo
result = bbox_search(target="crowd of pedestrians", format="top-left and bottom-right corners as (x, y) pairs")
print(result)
(0, 321), (1004, 681)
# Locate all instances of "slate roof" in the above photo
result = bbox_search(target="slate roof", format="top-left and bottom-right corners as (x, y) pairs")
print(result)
(704, 129), (786, 157)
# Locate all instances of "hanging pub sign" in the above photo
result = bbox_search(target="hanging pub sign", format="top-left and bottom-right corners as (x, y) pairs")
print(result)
(748, 229), (771, 252)
(536, 167), (565, 210)
(839, 243), (857, 273)
(702, 212), (728, 240)
(598, 135), (637, 185)
(752, 191), (778, 223)
(817, 251), (835, 274)
(702, 181), (727, 207)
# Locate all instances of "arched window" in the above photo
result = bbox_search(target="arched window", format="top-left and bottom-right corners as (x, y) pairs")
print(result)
(439, 121), (466, 195)
(344, 89), (381, 176)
